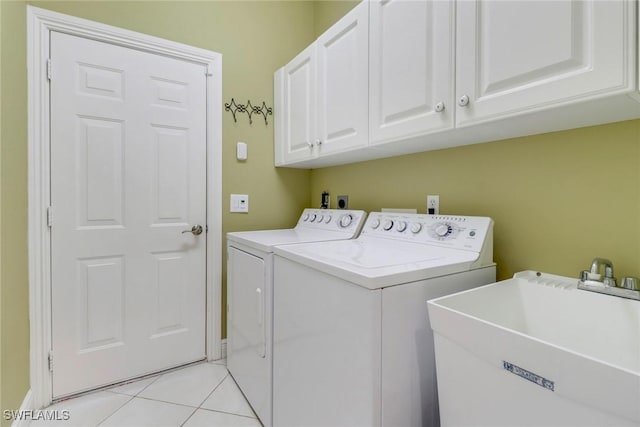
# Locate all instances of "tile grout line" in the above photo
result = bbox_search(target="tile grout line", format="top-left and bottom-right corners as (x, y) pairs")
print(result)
(196, 407), (260, 420)
(95, 395), (136, 427)
(195, 372), (230, 408)
(179, 407), (200, 427)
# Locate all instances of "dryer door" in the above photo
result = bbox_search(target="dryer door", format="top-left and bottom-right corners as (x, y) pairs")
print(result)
(228, 247), (267, 361)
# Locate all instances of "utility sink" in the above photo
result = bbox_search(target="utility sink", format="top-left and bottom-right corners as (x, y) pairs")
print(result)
(428, 270), (640, 426)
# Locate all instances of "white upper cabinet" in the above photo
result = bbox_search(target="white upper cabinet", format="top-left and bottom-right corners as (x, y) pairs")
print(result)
(317, 0), (369, 155)
(455, 0), (635, 127)
(369, 0), (454, 145)
(274, 0), (639, 168)
(276, 43), (317, 165)
(275, 1), (369, 165)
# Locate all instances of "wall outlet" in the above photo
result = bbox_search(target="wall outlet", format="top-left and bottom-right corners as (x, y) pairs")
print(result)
(337, 195), (349, 209)
(230, 194), (249, 213)
(427, 195), (439, 215)
(321, 191), (330, 209)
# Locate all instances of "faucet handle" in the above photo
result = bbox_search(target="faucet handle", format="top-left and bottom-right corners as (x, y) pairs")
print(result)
(620, 277), (640, 291)
(603, 277), (617, 288)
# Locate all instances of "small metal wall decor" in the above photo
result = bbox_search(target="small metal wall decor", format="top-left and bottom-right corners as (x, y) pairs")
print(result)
(225, 98), (273, 126)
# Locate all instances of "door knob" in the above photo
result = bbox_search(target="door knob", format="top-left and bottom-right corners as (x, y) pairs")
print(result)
(182, 225), (203, 235)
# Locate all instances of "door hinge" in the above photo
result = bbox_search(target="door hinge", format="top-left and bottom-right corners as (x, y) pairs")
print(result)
(47, 206), (53, 228)
(48, 351), (53, 372)
(206, 224), (208, 233)
(46, 58), (52, 81)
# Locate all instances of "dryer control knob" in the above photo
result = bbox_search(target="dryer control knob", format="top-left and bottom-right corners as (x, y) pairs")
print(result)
(309, 213), (317, 222)
(410, 223), (422, 234)
(324, 215), (332, 224)
(383, 220), (394, 231)
(370, 218), (381, 229)
(317, 214), (324, 222)
(396, 221), (407, 232)
(339, 214), (353, 228)
(435, 224), (451, 237)
(303, 214), (310, 221)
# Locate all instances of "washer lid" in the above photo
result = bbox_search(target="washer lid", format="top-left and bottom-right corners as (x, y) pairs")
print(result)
(273, 237), (482, 290)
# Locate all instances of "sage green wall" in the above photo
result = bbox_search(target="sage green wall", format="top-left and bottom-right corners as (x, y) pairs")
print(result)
(1, 1), (29, 420)
(311, 121), (640, 280)
(313, 0), (358, 36)
(0, 0), (3, 414)
(311, 2), (640, 282)
(0, 0), (314, 417)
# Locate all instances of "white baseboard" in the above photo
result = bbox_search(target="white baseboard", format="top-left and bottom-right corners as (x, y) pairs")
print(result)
(10, 389), (33, 427)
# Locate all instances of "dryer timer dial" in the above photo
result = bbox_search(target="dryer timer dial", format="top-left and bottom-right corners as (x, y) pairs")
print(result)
(339, 214), (353, 228)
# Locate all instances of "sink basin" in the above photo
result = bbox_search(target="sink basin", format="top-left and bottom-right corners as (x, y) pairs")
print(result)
(428, 270), (640, 426)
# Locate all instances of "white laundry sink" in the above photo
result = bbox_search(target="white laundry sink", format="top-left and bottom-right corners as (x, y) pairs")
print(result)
(428, 270), (640, 426)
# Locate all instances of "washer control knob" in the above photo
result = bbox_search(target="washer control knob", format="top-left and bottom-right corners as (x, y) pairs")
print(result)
(339, 214), (353, 228)
(309, 213), (317, 222)
(317, 214), (324, 222)
(303, 214), (309, 221)
(435, 224), (451, 237)
(324, 215), (332, 224)
(396, 221), (407, 232)
(383, 220), (394, 231)
(410, 223), (422, 234)
(370, 218), (381, 229)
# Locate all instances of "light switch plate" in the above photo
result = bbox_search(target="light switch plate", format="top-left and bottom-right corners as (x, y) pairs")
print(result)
(237, 142), (247, 160)
(230, 194), (249, 213)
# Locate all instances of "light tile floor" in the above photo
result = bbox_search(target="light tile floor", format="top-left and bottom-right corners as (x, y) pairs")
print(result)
(29, 360), (262, 427)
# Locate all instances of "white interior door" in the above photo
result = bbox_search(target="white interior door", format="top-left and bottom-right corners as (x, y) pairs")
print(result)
(50, 31), (207, 398)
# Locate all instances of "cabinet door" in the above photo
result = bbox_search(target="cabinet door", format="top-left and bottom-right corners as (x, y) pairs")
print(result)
(280, 44), (317, 164)
(456, 0), (634, 127)
(316, 1), (369, 155)
(369, 0), (454, 146)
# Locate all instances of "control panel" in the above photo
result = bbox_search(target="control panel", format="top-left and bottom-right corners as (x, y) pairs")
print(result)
(296, 209), (367, 235)
(361, 212), (493, 253)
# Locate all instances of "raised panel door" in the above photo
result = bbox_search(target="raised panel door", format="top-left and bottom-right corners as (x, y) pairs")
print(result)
(316, 0), (369, 155)
(456, 0), (634, 127)
(369, 0), (454, 146)
(280, 44), (317, 164)
(50, 31), (206, 397)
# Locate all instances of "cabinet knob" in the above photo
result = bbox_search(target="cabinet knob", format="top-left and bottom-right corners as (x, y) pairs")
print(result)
(315, 139), (322, 146)
(307, 141), (314, 148)
(458, 95), (470, 107)
(434, 102), (445, 113)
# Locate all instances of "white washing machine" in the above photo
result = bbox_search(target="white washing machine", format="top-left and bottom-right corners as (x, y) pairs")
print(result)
(226, 208), (366, 427)
(272, 212), (497, 427)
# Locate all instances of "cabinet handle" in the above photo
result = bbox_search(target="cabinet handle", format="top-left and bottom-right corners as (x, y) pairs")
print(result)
(315, 139), (322, 146)
(435, 102), (445, 113)
(458, 95), (470, 107)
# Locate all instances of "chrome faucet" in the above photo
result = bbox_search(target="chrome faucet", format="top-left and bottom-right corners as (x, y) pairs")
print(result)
(588, 257), (616, 287)
(578, 257), (639, 300)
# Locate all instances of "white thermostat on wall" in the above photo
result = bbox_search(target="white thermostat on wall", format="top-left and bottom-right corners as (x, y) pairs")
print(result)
(237, 142), (247, 160)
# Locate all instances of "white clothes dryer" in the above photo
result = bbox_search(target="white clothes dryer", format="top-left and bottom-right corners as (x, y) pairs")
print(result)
(226, 208), (366, 427)
(272, 212), (496, 427)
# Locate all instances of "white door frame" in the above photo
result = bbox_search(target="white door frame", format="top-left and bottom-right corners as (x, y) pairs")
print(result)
(27, 5), (222, 409)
